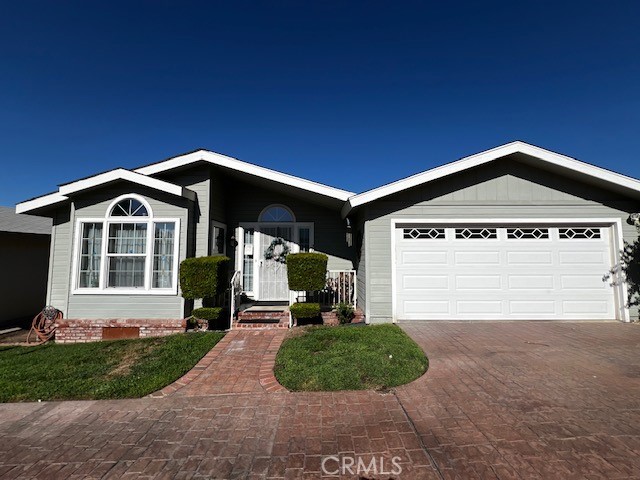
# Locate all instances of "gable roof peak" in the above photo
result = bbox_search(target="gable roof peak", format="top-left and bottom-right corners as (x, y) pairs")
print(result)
(342, 141), (640, 217)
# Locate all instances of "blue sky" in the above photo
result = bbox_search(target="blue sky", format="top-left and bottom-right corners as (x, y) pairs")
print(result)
(1, 1), (639, 206)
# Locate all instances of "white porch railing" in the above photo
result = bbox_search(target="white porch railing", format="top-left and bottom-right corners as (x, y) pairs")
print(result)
(229, 270), (242, 330)
(293, 270), (357, 307)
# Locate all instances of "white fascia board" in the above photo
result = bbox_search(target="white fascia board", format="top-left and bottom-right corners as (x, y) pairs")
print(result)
(16, 192), (69, 214)
(135, 150), (355, 201)
(342, 141), (640, 217)
(58, 168), (196, 201)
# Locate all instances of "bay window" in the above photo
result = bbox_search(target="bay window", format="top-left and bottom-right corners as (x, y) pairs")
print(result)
(73, 195), (180, 294)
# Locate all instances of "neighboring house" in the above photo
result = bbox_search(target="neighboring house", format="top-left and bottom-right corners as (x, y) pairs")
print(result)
(0, 206), (51, 326)
(16, 141), (640, 341)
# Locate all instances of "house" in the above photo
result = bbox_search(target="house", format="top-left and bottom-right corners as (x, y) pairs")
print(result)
(0, 206), (51, 327)
(16, 141), (640, 341)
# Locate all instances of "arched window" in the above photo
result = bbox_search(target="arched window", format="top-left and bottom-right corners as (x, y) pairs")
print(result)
(258, 204), (295, 222)
(74, 194), (179, 293)
(109, 197), (149, 217)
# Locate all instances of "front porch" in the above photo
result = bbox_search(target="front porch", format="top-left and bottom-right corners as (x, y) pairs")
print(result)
(229, 270), (362, 330)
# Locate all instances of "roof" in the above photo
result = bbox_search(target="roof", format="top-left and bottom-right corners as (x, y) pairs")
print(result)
(342, 141), (640, 217)
(0, 206), (51, 235)
(134, 149), (355, 201)
(17, 149), (354, 215)
(16, 141), (640, 218)
(16, 168), (196, 214)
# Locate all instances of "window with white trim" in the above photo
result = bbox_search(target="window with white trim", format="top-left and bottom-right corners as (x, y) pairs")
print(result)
(74, 195), (179, 293)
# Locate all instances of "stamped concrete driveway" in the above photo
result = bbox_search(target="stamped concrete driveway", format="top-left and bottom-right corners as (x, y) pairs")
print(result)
(398, 322), (640, 479)
(0, 322), (639, 479)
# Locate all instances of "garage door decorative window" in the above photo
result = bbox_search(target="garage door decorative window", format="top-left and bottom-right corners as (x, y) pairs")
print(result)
(559, 228), (601, 239)
(455, 228), (497, 239)
(507, 227), (549, 239)
(403, 228), (445, 239)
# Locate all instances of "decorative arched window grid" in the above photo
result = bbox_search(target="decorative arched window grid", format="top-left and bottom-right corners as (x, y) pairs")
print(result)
(258, 204), (296, 223)
(72, 194), (181, 294)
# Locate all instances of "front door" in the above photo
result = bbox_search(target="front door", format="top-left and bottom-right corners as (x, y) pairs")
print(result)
(238, 222), (314, 301)
(258, 226), (293, 301)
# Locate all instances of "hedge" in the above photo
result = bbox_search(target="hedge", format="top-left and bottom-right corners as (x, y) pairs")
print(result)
(286, 253), (328, 291)
(191, 307), (223, 321)
(179, 256), (230, 300)
(290, 302), (321, 319)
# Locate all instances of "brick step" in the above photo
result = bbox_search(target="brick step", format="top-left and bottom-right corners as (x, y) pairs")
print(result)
(237, 311), (287, 320)
(234, 320), (289, 329)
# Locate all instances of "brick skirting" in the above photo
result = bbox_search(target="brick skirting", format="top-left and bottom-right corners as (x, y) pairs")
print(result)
(55, 319), (186, 343)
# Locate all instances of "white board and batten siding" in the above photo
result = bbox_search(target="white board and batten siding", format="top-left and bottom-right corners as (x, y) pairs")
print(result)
(392, 221), (624, 321)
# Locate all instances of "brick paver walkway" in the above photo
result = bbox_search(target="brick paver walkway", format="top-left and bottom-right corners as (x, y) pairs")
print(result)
(0, 323), (639, 479)
(152, 330), (288, 397)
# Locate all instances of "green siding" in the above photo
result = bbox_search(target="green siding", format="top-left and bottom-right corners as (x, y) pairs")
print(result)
(47, 208), (72, 314)
(158, 166), (210, 258)
(60, 184), (191, 319)
(363, 159), (640, 323)
(224, 177), (354, 272)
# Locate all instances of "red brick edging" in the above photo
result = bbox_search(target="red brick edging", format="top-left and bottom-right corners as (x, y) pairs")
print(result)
(258, 331), (288, 393)
(150, 331), (239, 397)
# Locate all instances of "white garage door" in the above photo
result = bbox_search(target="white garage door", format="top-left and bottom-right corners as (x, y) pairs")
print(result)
(394, 225), (617, 320)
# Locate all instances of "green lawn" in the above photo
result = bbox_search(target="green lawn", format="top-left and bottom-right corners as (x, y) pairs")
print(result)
(0, 332), (224, 402)
(274, 324), (428, 391)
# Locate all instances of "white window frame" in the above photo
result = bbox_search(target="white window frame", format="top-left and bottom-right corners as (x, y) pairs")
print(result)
(71, 194), (181, 295)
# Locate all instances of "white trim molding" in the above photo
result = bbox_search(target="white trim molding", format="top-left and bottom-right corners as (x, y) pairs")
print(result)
(59, 168), (196, 200)
(343, 141), (640, 217)
(389, 217), (631, 323)
(16, 192), (69, 214)
(135, 150), (355, 201)
(17, 169), (196, 214)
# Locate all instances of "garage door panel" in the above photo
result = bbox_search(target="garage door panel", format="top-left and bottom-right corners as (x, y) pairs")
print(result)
(507, 251), (553, 265)
(401, 251), (448, 265)
(454, 251), (500, 264)
(509, 300), (556, 314)
(559, 251), (607, 265)
(562, 300), (610, 315)
(456, 275), (501, 289)
(560, 275), (609, 290)
(457, 300), (503, 314)
(404, 300), (450, 314)
(508, 275), (554, 289)
(402, 275), (449, 289)
(395, 224), (616, 320)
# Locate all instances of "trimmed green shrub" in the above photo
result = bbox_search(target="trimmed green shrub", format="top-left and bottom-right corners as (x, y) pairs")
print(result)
(191, 307), (223, 321)
(336, 302), (355, 324)
(179, 256), (230, 300)
(286, 253), (328, 291)
(290, 302), (321, 319)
